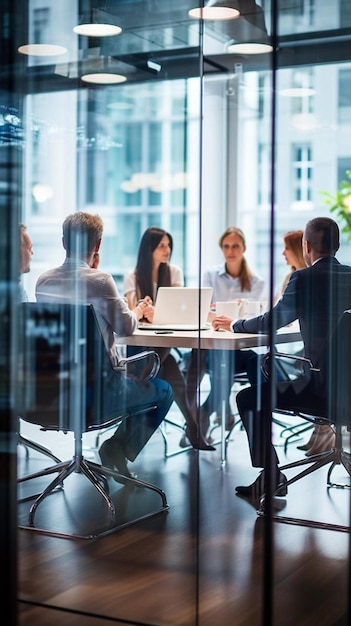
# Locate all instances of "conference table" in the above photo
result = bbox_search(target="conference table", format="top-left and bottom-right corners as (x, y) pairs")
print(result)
(117, 323), (302, 464)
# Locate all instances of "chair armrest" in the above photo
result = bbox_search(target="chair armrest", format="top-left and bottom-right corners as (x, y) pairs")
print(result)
(261, 351), (320, 380)
(117, 350), (161, 381)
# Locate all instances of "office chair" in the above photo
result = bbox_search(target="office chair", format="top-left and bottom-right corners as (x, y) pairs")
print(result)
(207, 351), (304, 458)
(257, 310), (351, 532)
(18, 302), (168, 539)
(18, 429), (62, 464)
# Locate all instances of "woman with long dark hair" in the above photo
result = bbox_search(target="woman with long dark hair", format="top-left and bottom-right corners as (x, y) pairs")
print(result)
(124, 227), (214, 451)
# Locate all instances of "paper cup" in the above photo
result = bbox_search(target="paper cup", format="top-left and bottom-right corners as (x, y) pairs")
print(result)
(216, 301), (240, 318)
(240, 300), (261, 318)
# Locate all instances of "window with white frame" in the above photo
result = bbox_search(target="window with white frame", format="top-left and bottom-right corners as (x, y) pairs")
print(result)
(291, 68), (315, 115)
(258, 143), (271, 209)
(338, 67), (351, 123)
(33, 8), (50, 44)
(292, 144), (313, 208)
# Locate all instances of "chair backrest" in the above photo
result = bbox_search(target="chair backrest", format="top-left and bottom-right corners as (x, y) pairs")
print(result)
(19, 302), (122, 431)
(328, 309), (351, 427)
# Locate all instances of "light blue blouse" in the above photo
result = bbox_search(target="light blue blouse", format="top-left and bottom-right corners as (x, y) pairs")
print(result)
(203, 263), (266, 303)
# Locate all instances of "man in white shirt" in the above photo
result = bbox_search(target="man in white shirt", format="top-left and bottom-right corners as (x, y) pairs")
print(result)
(36, 212), (173, 477)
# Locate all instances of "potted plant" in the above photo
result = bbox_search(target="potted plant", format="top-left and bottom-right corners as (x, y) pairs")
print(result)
(321, 170), (351, 241)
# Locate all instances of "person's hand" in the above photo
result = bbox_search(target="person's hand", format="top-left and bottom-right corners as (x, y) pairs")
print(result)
(142, 303), (154, 322)
(212, 315), (233, 332)
(134, 296), (154, 321)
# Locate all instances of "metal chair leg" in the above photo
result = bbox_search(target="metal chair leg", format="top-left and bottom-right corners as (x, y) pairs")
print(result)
(18, 434), (61, 464)
(159, 419), (193, 458)
(18, 455), (169, 539)
(257, 425), (350, 532)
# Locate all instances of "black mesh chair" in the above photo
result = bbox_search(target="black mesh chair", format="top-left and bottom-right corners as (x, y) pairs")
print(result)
(258, 310), (351, 532)
(18, 302), (168, 539)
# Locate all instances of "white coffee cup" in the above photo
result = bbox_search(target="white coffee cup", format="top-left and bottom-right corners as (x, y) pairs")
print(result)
(216, 300), (240, 318)
(240, 300), (261, 318)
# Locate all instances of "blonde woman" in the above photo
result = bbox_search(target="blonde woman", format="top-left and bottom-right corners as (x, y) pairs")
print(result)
(204, 226), (265, 302)
(193, 227), (265, 437)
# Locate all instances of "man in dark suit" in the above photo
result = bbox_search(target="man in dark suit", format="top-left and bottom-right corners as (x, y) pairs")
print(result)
(212, 217), (351, 498)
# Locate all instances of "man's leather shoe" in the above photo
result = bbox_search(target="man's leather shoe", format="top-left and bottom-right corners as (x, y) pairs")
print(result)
(99, 438), (132, 480)
(235, 470), (288, 499)
(258, 495), (287, 513)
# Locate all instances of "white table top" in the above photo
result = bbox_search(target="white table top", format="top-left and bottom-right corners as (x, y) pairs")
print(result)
(116, 322), (302, 465)
(116, 323), (301, 351)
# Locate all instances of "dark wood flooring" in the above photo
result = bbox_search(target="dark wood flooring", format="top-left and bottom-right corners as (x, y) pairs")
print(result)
(18, 413), (351, 626)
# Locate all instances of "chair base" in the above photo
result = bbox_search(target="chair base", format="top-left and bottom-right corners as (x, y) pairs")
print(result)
(257, 445), (351, 532)
(18, 454), (169, 539)
(19, 434), (61, 464)
(280, 422), (314, 453)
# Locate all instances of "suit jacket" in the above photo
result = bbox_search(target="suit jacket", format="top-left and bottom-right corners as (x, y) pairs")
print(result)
(233, 256), (351, 371)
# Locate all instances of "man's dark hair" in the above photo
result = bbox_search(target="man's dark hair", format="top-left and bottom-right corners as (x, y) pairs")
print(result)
(62, 212), (103, 257)
(305, 217), (340, 255)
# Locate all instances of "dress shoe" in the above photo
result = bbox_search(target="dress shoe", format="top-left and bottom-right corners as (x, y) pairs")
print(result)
(296, 427), (318, 450)
(305, 425), (335, 456)
(99, 438), (132, 480)
(235, 470), (288, 499)
(178, 431), (215, 451)
(184, 426), (216, 451)
(258, 495), (287, 513)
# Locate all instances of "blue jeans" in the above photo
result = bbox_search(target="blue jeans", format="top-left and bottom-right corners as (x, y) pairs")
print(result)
(101, 368), (173, 462)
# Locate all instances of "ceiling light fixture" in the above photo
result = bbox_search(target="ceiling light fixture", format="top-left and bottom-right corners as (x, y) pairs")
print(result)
(73, 23), (122, 37)
(73, 9), (122, 37)
(188, 1), (240, 21)
(81, 73), (127, 85)
(279, 88), (316, 97)
(18, 44), (68, 56)
(107, 100), (134, 111)
(227, 42), (273, 54)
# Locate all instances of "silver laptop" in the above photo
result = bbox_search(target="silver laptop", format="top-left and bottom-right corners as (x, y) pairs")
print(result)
(138, 287), (213, 331)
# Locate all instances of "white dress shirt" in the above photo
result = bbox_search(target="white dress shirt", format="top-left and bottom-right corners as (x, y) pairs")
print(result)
(36, 258), (137, 368)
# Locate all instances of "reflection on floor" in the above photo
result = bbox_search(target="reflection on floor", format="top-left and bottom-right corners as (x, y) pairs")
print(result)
(18, 407), (351, 626)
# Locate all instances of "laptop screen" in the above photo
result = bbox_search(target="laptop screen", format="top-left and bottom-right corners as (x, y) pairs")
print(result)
(138, 287), (213, 330)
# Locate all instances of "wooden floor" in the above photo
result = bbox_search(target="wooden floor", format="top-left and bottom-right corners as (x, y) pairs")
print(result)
(17, 411), (351, 626)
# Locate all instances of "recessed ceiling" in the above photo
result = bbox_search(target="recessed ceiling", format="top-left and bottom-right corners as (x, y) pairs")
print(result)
(13, 1), (351, 92)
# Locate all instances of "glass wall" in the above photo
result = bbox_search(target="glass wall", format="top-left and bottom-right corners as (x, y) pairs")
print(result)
(1, 0), (351, 624)
(23, 78), (202, 298)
